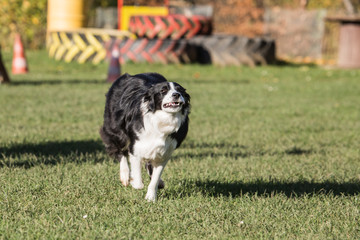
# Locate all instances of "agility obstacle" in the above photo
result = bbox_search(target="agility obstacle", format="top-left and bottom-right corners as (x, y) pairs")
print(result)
(46, 0), (276, 66)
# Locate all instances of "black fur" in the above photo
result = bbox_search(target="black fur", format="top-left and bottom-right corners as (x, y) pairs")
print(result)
(100, 72), (190, 160)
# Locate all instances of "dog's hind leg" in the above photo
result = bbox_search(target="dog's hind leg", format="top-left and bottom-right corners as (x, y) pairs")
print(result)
(145, 160), (168, 202)
(119, 156), (130, 187)
(145, 163), (165, 189)
(129, 155), (144, 189)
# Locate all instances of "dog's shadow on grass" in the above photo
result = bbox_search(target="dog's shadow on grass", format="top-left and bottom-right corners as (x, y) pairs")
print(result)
(163, 179), (360, 199)
(168, 142), (360, 198)
(0, 140), (106, 168)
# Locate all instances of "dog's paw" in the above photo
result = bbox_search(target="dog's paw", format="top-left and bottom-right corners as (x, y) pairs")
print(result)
(120, 170), (130, 187)
(158, 179), (165, 189)
(145, 191), (156, 202)
(130, 180), (144, 189)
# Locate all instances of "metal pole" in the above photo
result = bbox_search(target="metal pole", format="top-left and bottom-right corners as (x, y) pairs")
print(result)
(118, 0), (123, 30)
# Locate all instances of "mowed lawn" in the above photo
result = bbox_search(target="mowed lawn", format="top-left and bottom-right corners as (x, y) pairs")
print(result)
(1, 51), (360, 239)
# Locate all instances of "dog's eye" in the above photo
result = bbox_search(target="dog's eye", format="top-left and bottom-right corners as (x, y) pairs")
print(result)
(176, 86), (185, 92)
(160, 88), (168, 94)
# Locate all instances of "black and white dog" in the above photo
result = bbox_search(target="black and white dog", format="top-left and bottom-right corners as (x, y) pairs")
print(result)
(100, 73), (190, 202)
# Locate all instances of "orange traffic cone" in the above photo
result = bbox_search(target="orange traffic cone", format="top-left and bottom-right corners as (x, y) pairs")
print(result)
(106, 46), (121, 83)
(12, 34), (28, 74)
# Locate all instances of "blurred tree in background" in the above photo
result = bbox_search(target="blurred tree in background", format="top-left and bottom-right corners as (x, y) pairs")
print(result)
(0, 0), (47, 50)
(93, 0), (167, 7)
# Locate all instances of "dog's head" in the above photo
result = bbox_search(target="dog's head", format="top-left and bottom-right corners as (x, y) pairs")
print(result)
(143, 76), (190, 114)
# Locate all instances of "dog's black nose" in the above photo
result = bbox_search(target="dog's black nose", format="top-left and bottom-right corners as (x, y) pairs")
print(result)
(172, 92), (180, 98)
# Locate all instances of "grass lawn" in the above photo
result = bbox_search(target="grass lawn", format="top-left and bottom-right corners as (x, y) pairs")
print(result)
(1, 50), (360, 239)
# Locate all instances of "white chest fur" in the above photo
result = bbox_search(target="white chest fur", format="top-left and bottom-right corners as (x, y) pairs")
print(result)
(133, 110), (184, 162)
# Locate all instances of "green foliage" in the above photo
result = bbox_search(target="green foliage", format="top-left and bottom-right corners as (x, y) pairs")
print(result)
(306, 0), (342, 10)
(92, 0), (166, 7)
(1, 50), (360, 238)
(253, 0), (360, 10)
(0, 0), (47, 50)
(307, 0), (360, 10)
(93, 0), (118, 7)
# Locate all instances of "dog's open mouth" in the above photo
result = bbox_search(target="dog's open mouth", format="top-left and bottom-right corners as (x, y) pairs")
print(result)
(163, 102), (183, 108)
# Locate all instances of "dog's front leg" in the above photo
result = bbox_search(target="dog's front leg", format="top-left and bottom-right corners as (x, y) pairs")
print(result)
(129, 154), (144, 189)
(119, 155), (130, 187)
(145, 160), (168, 202)
(145, 162), (165, 189)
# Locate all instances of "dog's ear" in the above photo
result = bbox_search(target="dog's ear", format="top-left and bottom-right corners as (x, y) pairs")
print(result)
(183, 90), (190, 104)
(144, 87), (156, 112)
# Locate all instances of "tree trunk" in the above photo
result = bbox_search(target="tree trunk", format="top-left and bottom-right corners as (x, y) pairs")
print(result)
(0, 48), (11, 84)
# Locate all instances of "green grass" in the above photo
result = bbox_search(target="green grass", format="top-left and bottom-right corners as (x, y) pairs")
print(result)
(1, 50), (360, 239)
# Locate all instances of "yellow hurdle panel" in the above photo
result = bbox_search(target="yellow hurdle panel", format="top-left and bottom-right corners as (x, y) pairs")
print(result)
(120, 6), (168, 30)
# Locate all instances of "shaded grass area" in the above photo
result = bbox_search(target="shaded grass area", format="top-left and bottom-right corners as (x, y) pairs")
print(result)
(1, 51), (360, 239)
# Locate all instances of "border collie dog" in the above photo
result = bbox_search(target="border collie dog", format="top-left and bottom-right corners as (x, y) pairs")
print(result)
(100, 73), (190, 202)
